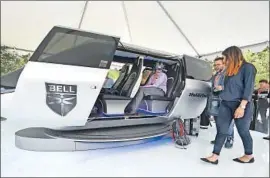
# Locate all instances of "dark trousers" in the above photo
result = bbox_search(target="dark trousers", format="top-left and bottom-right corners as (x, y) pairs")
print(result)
(200, 108), (210, 127)
(125, 87), (164, 114)
(213, 101), (253, 155)
(214, 116), (234, 140)
(258, 98), (269, 134)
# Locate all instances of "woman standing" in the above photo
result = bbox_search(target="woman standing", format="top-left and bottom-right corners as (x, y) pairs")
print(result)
(201, 46), (257, 164)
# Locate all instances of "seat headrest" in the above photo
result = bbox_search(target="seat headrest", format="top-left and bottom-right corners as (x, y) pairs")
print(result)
(143, 67), (152, 72)
(121, 64), (129, 72)
(134, 56), (143, 66)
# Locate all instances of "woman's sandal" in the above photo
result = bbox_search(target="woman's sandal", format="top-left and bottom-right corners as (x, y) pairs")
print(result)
(200, 158), (219, 165)
(233, 157), (255, 164)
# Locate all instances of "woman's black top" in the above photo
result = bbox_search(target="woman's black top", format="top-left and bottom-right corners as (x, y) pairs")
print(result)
(220, 61), (257, 102)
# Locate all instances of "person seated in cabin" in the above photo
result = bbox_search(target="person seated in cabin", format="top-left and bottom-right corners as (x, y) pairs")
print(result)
(140, 68), (153, 86)
(253, 79), (269, 136)
(124, 62), (167, 114)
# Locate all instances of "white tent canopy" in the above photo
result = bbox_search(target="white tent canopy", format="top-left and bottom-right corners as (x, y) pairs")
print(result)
(1, 1), (269, 59)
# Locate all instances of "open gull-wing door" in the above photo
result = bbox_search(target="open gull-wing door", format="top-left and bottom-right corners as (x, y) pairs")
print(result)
(8, 26), (120, 127)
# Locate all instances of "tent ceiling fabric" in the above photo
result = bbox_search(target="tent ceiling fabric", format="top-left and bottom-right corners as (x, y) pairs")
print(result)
(1, 1), (269, 57)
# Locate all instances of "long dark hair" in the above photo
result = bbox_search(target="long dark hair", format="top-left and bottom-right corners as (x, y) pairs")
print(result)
(222, 46), (245, 76)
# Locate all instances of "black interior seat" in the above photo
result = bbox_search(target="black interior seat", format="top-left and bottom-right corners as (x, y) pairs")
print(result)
(118, 56), (143, 97)
(110, 64), (129, 91)
(144, 95), (173, 101)
(102, 56), (143, 100)
(101, 94), (131, 100)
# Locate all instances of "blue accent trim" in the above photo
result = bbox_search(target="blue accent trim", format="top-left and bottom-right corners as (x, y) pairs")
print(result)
(100, 109), (166, 118)
(101, 112), (125, 117)
(137, 108), (167, 116)
(75, 135), (172, 151)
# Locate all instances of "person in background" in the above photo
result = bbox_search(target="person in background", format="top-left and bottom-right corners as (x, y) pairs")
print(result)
(254, 79), (269, 134)
(103, 75), (114, 89)
(108, 68), (120, 81)
(103, 68), (121, 89)
(201, 46), (257, 164)
(263, 85), (270, 140)
(255, 79), (269, 94)
(124, 62), (167, 114)
(209, 57), (234, 148)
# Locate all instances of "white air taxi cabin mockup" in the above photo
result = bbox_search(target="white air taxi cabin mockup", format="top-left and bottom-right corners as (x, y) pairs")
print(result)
(0, 26), (212, 151)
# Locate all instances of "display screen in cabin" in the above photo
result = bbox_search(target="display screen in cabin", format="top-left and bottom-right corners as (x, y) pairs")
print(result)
(30, 27), (120, 69)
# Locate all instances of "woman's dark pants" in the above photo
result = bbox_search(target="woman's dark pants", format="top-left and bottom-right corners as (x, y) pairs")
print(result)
(213, 101), (253, 155)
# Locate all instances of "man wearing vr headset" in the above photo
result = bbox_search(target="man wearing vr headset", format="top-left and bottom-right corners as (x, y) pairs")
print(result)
(124, 62), (167, 114)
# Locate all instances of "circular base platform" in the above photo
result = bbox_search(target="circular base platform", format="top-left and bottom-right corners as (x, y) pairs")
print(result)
(15, 125), (171, 152)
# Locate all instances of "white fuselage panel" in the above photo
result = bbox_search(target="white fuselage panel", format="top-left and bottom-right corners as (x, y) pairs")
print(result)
(7, 61), (108, 127)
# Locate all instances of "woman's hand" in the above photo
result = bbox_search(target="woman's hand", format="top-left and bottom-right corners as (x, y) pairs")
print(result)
(234, 107), (245, 119)
(215, 85), (223, 91)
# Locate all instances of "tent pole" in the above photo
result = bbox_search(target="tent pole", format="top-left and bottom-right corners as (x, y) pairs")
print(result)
(73, 1), (89, 46)
(122, 1), (133, 43)
(156, 1), (200, 57)
(78, 1), (89, 29)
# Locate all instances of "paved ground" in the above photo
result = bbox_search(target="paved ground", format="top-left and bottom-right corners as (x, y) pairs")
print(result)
(1, 118), (269, 177)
